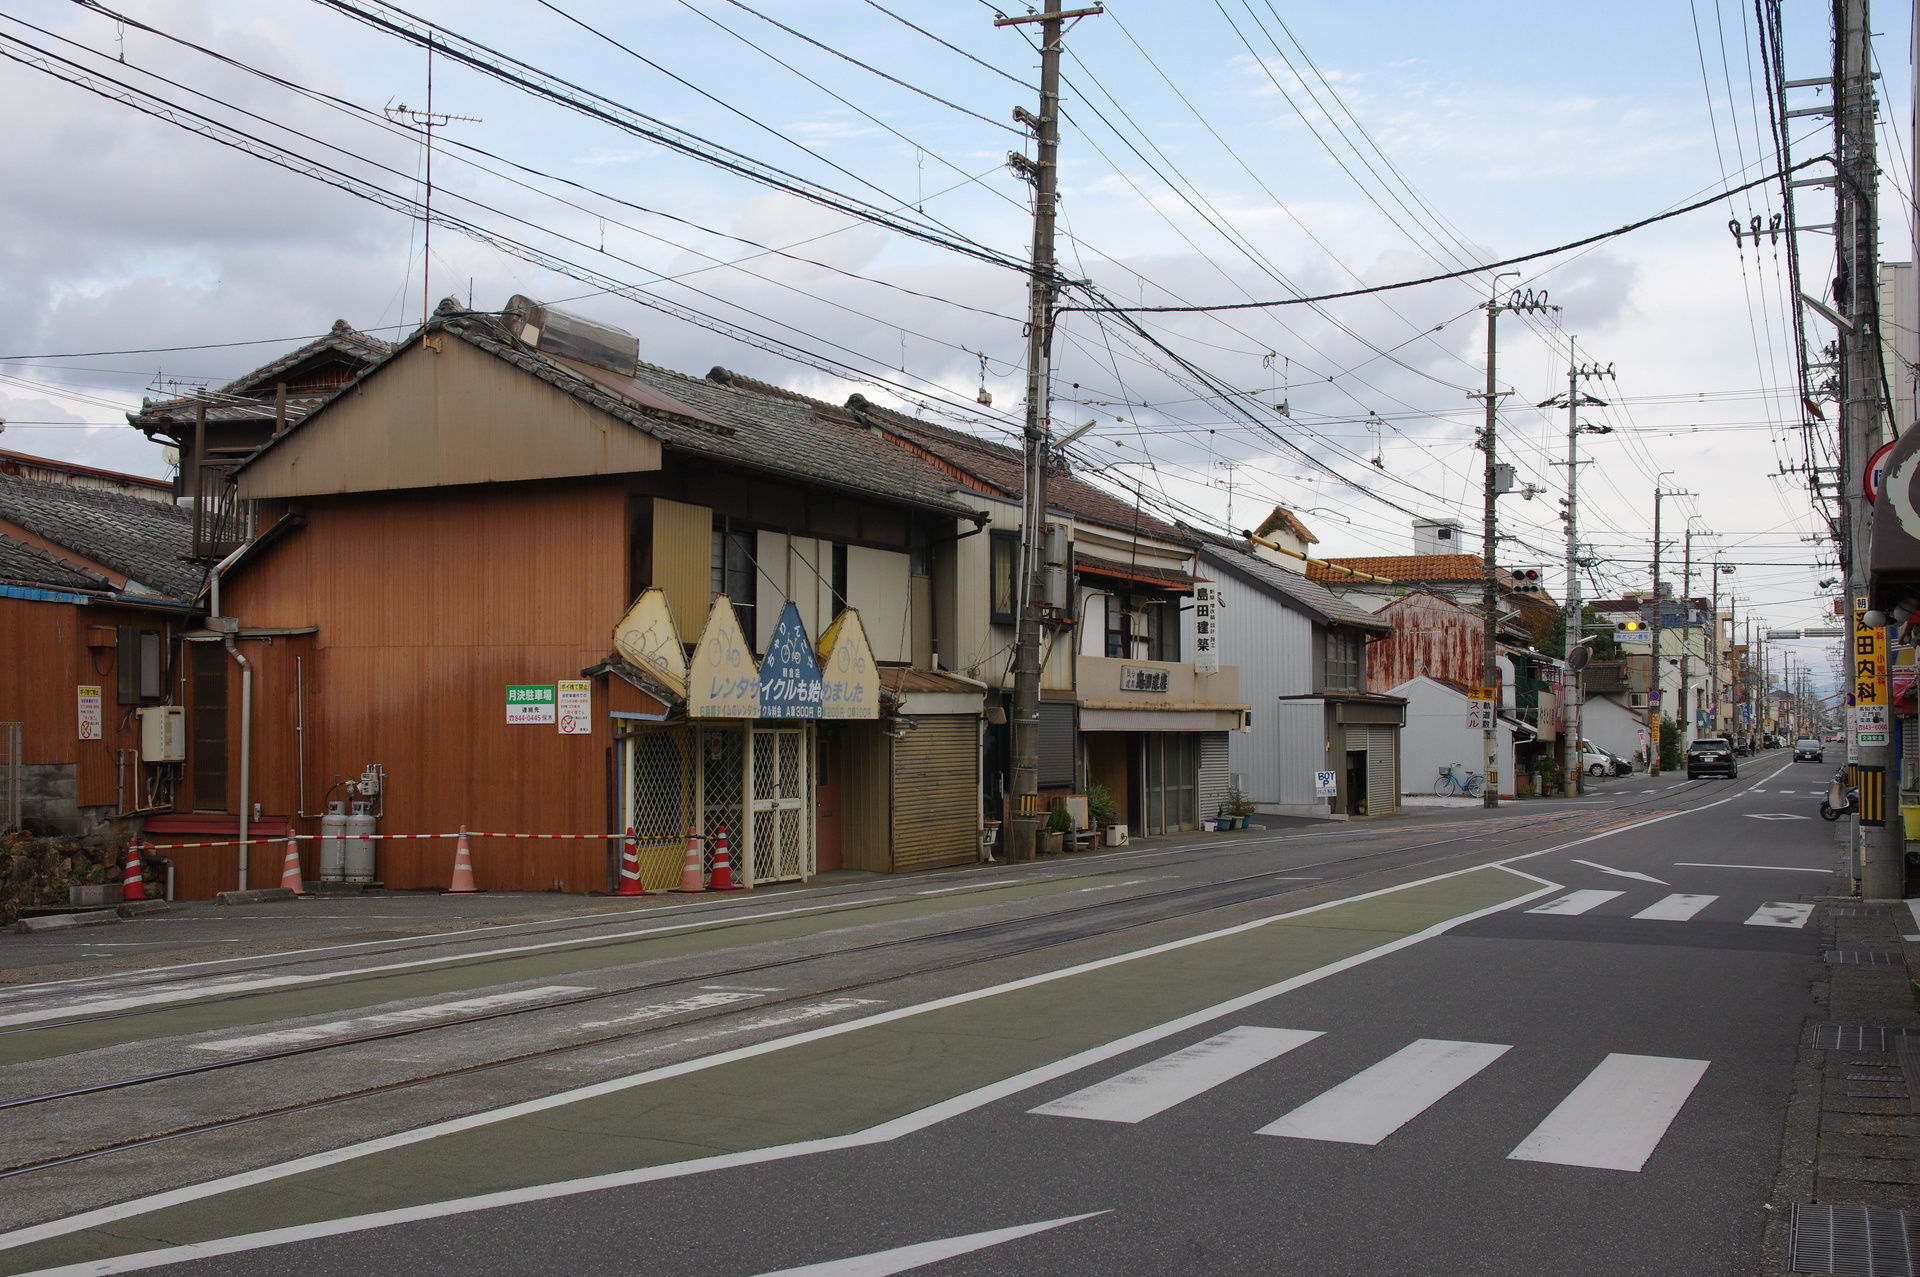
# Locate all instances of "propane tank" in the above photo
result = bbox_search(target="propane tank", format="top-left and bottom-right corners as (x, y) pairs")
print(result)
(319, 802), (348, 883)
(344, 801), (377, 883)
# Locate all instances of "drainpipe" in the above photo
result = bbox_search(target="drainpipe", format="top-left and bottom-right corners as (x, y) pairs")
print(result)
(208, 543), (252, 891)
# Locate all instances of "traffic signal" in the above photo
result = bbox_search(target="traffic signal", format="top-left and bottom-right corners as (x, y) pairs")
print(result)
(1508, 567), (1545, 594)
(1616, 620), (1646, 632)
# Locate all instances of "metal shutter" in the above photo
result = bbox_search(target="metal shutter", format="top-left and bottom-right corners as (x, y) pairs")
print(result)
(891, 716), (980, 872)
(1367, 726), (1397, 815)
(1037, 701), (1078, 789)
(1198, 732), (1231, 821)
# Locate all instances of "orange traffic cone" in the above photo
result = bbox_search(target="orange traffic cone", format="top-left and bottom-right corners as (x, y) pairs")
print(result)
(445, 826), (481, 894)
(670, 827), (707, 893)
(708, 824), (741, 891)
(121, 838), (146, 903)
(613, 826), (653, 897)
(277, 835), (308, 895)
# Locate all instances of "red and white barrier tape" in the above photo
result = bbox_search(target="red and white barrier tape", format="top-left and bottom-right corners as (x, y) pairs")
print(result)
(130, 832), (674, 850)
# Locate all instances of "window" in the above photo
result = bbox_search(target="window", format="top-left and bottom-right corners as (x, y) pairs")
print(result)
(1323, 629), (1360, 692)
(711, 526), (757, 643)
(116, 627), (165, 705)
(831, 542), (848, 613)
(989, 531), (1019, 625)
(1145, 599), (1179, 662)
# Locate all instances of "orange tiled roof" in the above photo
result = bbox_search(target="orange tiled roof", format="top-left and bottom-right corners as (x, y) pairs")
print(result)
(1306, 553), (1492, 584)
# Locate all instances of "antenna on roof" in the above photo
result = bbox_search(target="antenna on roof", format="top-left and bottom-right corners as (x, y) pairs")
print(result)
(385, 37), (481, 328)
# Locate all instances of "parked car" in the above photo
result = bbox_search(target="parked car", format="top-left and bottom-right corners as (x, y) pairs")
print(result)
(1578, 741), (1633, 777)
(1793, 737), (1825, 762)
(1685, 737), (1738, 779)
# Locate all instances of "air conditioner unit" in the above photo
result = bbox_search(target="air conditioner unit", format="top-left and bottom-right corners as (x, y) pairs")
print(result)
(138, 706), (186, 762)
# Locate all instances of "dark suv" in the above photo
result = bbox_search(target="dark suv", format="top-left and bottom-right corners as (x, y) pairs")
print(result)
(1685, 737), (1738, 779)
(1793, 737), (1824, 762)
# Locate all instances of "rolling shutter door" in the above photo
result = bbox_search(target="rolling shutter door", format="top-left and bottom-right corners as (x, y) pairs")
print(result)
(1367, 725), (1397, 815)
(1037, 701), (1078, 789)
(1198, 732), (1230, 822)
(891, 716), (980, 872)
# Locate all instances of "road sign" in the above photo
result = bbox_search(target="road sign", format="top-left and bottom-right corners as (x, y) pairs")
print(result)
(1765, 629), (1801, 640)
(506, 684), (556, 724)
(1866, 438), (1898, 504)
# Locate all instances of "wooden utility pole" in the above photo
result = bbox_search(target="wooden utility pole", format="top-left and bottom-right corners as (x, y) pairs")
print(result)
(996, 0), (1100, 861)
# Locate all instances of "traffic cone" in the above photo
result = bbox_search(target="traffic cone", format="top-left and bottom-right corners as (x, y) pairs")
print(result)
(670, 827), (707, 893)
(120, 838), (146, 903)
(277, 834), (308, 894)
(445, 826), (482, 894)
(612, 826), (653, 896)
(708, 824), (741, 891)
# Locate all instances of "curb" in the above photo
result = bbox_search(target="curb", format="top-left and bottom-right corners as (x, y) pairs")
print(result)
(116, 900), (172, 918)
(14, 910), (120, 934)
(214, 887), (301, 907)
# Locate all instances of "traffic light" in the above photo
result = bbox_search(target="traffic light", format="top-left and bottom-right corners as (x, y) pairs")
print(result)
(1508, 567), (1545, 594)
(1616, 620), (1647, 632)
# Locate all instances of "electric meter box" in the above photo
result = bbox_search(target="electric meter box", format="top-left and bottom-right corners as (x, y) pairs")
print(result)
(137, 706), (186, 762)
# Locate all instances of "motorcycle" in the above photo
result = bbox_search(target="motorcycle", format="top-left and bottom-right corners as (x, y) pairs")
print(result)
(1819, 767), (1858, 822)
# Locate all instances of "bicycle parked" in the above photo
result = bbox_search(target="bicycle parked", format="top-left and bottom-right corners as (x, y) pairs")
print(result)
(1434, 764), (1486, 798)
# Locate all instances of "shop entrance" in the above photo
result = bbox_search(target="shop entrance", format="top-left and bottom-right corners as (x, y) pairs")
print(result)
(1345, 749), (1368, 817)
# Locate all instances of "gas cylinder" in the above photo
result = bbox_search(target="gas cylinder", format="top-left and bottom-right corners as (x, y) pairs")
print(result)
(344, 801), (377, 883)
(319, 802), (348, 882)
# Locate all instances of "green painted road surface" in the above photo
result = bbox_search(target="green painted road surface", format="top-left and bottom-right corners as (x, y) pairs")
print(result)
(0, 865), (1543, 1276)
(0, 874), (1122, 1067)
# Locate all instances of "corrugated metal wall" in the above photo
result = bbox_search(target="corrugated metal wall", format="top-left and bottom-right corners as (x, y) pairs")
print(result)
(1272, 700), (1326, 807)
(1194, 566), (1314, 806)
(652, 497), (712, 636)
(1038, 701), (1077, 788)
(1369, 592), (1482, 690)
(1365, 725), (1397, 815)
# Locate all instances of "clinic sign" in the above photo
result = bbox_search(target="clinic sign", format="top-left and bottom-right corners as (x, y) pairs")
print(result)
(1853, 595), (1889, 746)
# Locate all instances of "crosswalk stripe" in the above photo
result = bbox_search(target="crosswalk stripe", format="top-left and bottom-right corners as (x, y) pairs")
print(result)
(1507, 1053), (1709, 1171)
(1745, 902), (1814, 928)
(1631, 894), (1719, 921)
(1028, 1026), (1322, 1124)
(1526, 890), (1624, 916)
(1256, 1039), (1511, 1145)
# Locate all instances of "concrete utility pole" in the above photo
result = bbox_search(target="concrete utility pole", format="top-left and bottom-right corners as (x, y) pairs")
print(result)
(1546, 347), (1613, 797)
(1835, 0), (1900, 898)
(1474, 277), (1556, 807)
(1680, 525), (1696, 747)
(1647, 480), (1691, 775)
(997, 0), (1098, 862)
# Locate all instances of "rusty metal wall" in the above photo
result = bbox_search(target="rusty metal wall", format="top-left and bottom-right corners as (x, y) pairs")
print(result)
(1369, 591), (1483, 691)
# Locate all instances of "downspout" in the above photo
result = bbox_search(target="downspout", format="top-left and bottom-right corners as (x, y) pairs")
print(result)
(208, 543), (252, 891)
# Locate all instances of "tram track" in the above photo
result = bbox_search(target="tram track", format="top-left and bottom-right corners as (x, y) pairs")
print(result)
(0, 774), (1732, 1041)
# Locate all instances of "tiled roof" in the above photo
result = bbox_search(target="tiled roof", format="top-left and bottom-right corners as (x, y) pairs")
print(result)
(0, 475), (200, 600)
(1189, 533), (1389, 632)
(1307, 553), (1497, 584)
(1252, 505), (1319, 546)
(1583, 660), (1631, 693)
(237, 306), (979, 519)
(131, 320), (391, 437)
(704, 368), (1191, 545)
(0, 534), (111, 592)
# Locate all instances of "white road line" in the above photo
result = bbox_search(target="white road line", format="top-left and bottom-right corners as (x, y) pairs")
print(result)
(1507, 1053), (1709, 1171)
(1029, 1026), (1321, 1124)
(748, 1212), (1108, 1276)
(190, 987), (592, 1052)
(1777, 789), (1796, 794)
(1745, 902), (1815, 929)
(1257, 1039), (1510, 1145)
(1631, 895), (1719, 922)
(575, 990), (766, 1031)
(1571, 860), (1668, 885)
(1525, 890), (1624, 916)
(1673, 863), (1829, 873)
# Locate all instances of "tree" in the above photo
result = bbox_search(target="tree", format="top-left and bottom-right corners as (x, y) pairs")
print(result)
(1658, 715), (1682, 772)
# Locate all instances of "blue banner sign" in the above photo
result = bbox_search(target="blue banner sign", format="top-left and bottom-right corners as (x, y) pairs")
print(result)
(759, 602), (824, 719)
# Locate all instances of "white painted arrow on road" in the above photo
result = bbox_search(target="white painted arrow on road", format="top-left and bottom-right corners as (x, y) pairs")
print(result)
(1570, 859), (1669, 885)
(749, 1213), (1110, 1276)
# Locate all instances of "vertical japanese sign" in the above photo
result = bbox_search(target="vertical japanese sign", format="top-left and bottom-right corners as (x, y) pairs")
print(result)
(1852, 596), (1889, 746)
(1465, 686), (1494, 730)
(555, 679), (592, 734)
(76, 685), (101, 740)
(1191, 583), (1219, 674)
(506, 684), (556, 724)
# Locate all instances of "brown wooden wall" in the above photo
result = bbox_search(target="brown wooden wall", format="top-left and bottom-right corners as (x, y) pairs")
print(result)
(0, 595), (190, 815)
(220, 477), (631, 891)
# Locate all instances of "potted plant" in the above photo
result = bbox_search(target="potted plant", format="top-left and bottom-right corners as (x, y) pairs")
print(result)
(1224, 788), (1255, 829)
(1085, 784), (1124, 845)
(1041, 806), (1073, 854)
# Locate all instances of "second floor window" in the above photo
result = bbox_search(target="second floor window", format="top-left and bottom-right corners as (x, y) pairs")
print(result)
(712, 527), (757, 643)
(1324, 629), (1360, 691)
(989, 531), (1018, 625)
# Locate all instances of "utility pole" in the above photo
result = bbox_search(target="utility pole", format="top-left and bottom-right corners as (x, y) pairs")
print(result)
(1680, 524), (1695, 748)
(1647, 481), (1692, 774)
(1543, 346), (1613, 797)
(1835, 0), (1900, 897)
(1473, 278), (1557, 807)
(997, 0), (1099, 863)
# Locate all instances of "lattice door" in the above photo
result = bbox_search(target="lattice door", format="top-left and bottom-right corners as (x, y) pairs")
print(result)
(750, 726), (812, 884)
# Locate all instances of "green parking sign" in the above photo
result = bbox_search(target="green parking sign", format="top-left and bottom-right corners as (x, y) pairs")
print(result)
(506, 684), (556, 724)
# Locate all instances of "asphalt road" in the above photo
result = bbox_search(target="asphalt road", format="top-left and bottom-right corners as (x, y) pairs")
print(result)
(0, 751), (1846, 1276)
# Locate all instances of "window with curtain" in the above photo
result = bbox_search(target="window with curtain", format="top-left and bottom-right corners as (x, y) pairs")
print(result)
(989, 531), (1018, 625)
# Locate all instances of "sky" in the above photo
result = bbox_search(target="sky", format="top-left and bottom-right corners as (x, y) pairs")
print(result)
(0, 0), (1901, 688)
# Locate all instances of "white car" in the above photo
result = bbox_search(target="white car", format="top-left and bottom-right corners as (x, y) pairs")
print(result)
(1578, 741), (1632, 777)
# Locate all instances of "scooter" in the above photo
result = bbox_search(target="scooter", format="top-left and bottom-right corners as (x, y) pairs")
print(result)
(1819, 767), (1858, 822)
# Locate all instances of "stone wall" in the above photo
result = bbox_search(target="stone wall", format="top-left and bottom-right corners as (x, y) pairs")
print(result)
(0, 831), (127, 925)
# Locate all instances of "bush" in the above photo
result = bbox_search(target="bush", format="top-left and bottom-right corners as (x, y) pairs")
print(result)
(1046, 806), (1075, 834)
(1658, 715), (1683, 771)
(1084, 784), (1121, 827)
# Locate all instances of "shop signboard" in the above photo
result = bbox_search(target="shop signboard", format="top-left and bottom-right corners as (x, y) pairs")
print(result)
(759, 602), (824, 719)
(1191, 583), (1220, 675)
(506, 685), (556, 724)
(689, 596), (761, 718)
(817, 608), (880, 720)
(611, 587), (687, 698)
